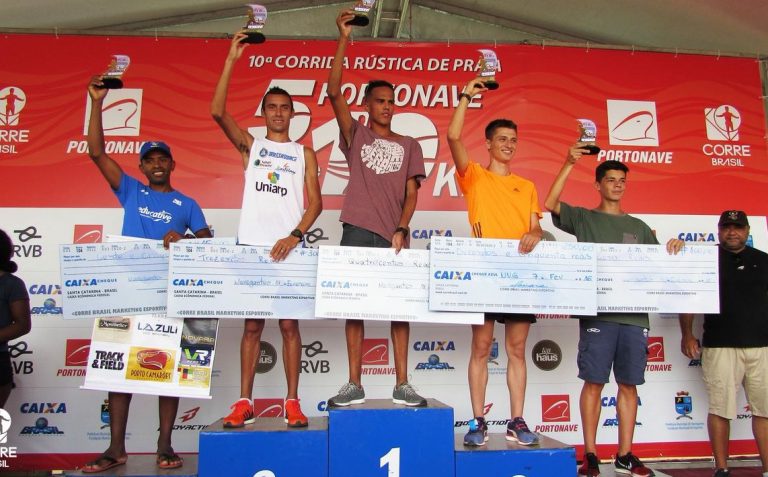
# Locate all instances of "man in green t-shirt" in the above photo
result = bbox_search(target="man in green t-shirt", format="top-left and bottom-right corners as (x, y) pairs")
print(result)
(545, 146), (684, 477)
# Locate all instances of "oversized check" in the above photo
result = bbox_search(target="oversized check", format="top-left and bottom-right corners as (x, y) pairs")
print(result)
(315, 246), (483, 324)
(429, 237), (598, 315)
(59, 237), (237, 320)
(597, 244), (719, 313)
(167, 243), (318, 320)
(59, 242), (169, 319)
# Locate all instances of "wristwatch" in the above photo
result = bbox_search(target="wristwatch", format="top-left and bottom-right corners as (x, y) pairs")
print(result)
(290, 229), (304, 242)
(394, 226), (409, 237)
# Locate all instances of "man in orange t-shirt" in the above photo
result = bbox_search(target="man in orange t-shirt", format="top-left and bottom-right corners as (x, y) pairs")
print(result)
(447, 78), (543, 447)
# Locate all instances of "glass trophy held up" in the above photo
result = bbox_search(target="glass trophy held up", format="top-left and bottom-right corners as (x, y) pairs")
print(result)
(241, 4), (267, 44)
(346, 0), (376, 26)
(98, 55), (130, 90)
(475, 49), (499, 90)
(577, 119), (601, 155)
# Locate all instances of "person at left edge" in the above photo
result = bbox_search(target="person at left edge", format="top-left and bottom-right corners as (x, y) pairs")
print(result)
(0, 229), (31, 408)
(211, 32), (322, 429)
(81, 75), (212, 474)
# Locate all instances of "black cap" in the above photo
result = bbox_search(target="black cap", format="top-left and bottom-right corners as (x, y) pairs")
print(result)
(718, 210), (749, 227)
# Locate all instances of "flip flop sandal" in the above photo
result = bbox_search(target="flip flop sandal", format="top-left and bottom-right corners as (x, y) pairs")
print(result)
(81, 454), (126, 474)
(157, 452), (183, 470)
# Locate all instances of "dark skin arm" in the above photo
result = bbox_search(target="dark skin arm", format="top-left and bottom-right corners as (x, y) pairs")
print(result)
(328, 9), (357, 148)
(87, 76), (123, 190)
(270, 146), (323, 261)
(162, 227), (213, 249)
(678, 313), (700, 359)
(0, 299), (31, 343)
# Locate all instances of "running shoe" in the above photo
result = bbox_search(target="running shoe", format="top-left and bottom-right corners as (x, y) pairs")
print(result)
(392, 382), (427, 407)
(463, 417), (488, 446)
(284, 398), (308, 428)
(506, 416), (539, 445)
(328, 382), (365, 407)
(614, 452), (655, 477)
(222, 398), (254, 428)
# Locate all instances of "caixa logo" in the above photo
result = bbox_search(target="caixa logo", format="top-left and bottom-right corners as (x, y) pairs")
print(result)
(602, 396), (642, 407)
(320, 281), (350, 288)
(172, 278), (222, 286)
(28, 284), (60, 295)
(677, 232), (716, 242)
(433, 270), (472, 280)
(20, 402), (67, 414)
(64, 278), (116, 287)
(411, 229), (453, 240)
(413, 340), (455, 351)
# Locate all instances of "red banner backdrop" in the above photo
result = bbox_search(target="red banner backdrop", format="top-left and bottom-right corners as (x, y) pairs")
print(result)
(1, 34), (767, 470)
(1, 34), (766, 214)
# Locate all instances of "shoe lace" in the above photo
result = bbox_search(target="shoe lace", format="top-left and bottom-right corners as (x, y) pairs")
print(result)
(399, 382), (419, 397)
(285, 399), (301, 411)
(511, 417), (531, 433)
(621, 453), (645, 469)
(230, 399), (250, 413)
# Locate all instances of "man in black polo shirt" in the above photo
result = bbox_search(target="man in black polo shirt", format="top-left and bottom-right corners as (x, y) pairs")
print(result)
(679, 210), (768, 477)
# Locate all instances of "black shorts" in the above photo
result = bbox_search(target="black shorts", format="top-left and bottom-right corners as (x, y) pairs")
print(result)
(486, 313), (537, 324)
(340, 223), (392, 248)
(0, 352), (13, 387)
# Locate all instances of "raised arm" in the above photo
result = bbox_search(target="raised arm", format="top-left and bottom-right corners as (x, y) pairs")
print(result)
(328, 9), (356, 148)
(447, 79), (487, 176)
(270, 146), (323, 261)
(544, 142), (589, 215)
(87, 76), (123, 190)
(211, 32), (255, 169)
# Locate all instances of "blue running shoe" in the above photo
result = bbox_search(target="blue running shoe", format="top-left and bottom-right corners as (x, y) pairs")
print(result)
(506, 416), (539, 445)
(463, 417), (488, 446)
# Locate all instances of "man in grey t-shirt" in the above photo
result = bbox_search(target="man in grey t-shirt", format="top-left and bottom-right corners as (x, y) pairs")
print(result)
(545, 148), (684, 477)
(325, 8), (427, 408)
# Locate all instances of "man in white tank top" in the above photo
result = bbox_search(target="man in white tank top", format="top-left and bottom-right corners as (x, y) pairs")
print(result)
(211, 32), (322, 428)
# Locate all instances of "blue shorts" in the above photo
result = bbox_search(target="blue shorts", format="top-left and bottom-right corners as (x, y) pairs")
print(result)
(340, 223), (391, 248)
(577, 319), (648, 385)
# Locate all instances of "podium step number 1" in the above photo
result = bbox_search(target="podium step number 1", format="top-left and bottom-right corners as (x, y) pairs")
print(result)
(380, 447), (400, 477)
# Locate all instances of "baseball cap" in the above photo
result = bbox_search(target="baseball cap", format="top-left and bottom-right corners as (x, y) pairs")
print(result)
(139, 141), (172, 160)
(718, 210), (749, 227)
